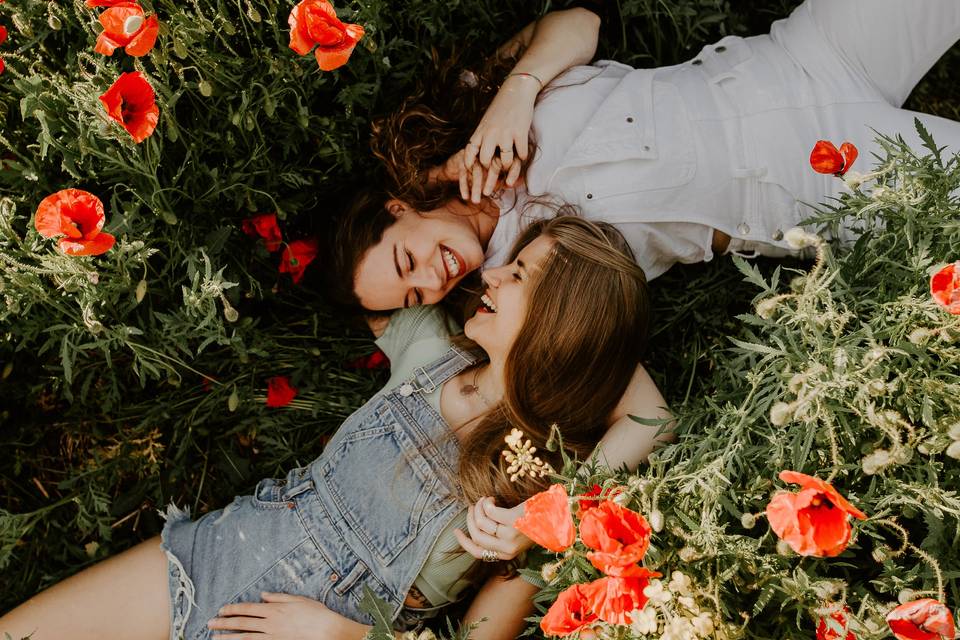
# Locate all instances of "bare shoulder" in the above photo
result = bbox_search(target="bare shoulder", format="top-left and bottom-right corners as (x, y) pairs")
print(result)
(609, 362), (668, 426)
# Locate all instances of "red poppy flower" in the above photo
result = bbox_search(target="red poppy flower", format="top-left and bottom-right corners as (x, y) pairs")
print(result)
(540, 583), (599, 637)
(577, 484), (621, 516)
(242, 213), (283, 252)
(0, 25), (7, 45)
(766, 470), (867, 557)
(266, 376), (298, 407)
(810, 140), (859, 176)
(0, 57), (5, 75)
(34, 189), (116, 256)
(279, 238), (319, 284)
(818, 608), (856, 640)
(579, 500), (652, 576)
(93, 3), (159, 58)
(347, 349), (390, 369)
(99, 71), (159, 143)
(86, 0), (130, 6)
(581, 571), (660, 625)
(514, 484), (575, 553)
(288, 0), (365, 71)
(886, 599), (955, 640)
(931, 262), (960, 315)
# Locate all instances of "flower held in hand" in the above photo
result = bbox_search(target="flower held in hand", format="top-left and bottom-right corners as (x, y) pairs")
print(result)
(93, 2), (159, 57)
(810, 140), (858, 176)
(886, 598), (955, 640)
(34, 189), (116, 256)
(766, 470), (866, 557)
(99, 71), (159, 143)
(513, 483), (575, 552)
(288, 0), (364, 71)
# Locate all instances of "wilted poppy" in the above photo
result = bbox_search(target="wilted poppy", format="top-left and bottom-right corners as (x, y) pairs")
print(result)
(242, 213), (283, 252)
(288, 0), (365, 71)
(581, 571), (660, 625)
(34, 189), (116, 256)
(94, 3), (159, 58)
(931, 262), (960, 315)
(279, 238), (319, 284)
(886, 599), (955, 640)
(99, 71), (159, 143)
(514, 483), (575, 553)
(540, 583), (599, 637)
(766, 470), (867, 557)
(579, 500), (652, 576)
(818, 608), (856, 640)
(266, 376), (298, 407)
(810, 140), (858, 176)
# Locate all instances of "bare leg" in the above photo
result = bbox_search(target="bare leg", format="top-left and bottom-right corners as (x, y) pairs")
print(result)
(0, 536), (170, 640)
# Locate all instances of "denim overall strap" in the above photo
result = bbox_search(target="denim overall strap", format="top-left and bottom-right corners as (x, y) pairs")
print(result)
(397, 343), (484, 397)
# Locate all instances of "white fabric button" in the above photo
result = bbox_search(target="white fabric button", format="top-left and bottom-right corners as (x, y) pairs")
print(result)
(399, 384), (414, 397)
(737, 223), (750, 235)
(772, 229), (784, 241)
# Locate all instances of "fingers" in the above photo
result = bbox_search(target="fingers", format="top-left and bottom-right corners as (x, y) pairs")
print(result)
(261, 591), (312, 603)
(465, 500), (501, 550)
(479, 136), (498, 169)
(515, 133), (529, 162)
(208, 615), (267, 633)
(472, 497), (499, 536)
(217, 602), (269, 618)
(506, 158), (522, 187)
(470, 162), (484, 203)
(465, 138), (480, 169)
(482, 496), (524, 526)
(482, 160), (502, 197)
(454, 527), (499, 561)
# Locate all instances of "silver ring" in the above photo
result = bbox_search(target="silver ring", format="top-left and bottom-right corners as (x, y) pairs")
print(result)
(481, 549), (499, 563)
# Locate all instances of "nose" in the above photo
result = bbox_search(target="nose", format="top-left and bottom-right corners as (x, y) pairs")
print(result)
(410, 264), (445, 296)
(481, 267), (504, 288)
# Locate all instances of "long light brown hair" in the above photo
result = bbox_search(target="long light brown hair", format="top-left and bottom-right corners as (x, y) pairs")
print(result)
(457, 216), (650, 508)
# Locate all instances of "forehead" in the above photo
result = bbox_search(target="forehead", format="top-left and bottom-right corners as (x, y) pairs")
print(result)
(515, 234), (555, 269)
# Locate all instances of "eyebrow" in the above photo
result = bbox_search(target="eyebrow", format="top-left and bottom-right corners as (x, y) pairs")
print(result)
(393, 244), (410, 309)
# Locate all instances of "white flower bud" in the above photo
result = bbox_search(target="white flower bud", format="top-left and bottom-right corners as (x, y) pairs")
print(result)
(843, 171), (867, 190)
(541, 561), (560, 583)
(946, 440), (960, 460)
(788, 372), (805, 393)
(866, 379), (888, 397)
(861, 448), (893, 475)
(948, 423), (960, 441)
(862, 347), (885, 367)
(872, 546), (889, 563)
(812, 581), (839, 599)
(908, 327), (931, 345)
(872, 186), (888, 200)
(649, 510), (664, 532)
(784, 227), (818, 250)
(135, 279), (148, 303)
(756, 297), (780, 319)
(776, 539), (794, 556)
(678, 547), (700, 563)
(740, 512), (757, 529)
(898, 589), (914, 604)
(769, 402), (794, 426)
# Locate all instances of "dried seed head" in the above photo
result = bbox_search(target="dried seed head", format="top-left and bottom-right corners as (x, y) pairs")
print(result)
(769, 402), (794, 426)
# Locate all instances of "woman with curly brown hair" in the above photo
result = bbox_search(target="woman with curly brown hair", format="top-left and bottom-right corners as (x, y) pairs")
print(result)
(334, 0), (960, 313)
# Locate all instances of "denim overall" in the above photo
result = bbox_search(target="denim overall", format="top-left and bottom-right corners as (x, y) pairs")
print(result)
(161, 345), (482, 640)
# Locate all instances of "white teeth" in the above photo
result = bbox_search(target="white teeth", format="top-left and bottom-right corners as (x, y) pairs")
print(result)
(441, 247), (461, 277)
(480, 294), (498, 312)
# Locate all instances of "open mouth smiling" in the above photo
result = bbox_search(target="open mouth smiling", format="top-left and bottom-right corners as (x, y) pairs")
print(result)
(478, 292), (498, 313)
(440, 244), (466, 282)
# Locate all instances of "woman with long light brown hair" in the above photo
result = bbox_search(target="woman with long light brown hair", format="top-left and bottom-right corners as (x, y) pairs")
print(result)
(0, 216), (672, 640)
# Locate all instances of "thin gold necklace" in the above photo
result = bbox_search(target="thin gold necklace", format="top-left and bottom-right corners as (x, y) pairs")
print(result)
(460, 366), (494, 406)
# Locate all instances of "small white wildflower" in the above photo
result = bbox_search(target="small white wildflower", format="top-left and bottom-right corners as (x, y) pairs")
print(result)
(541, 561), (560, 582)
(842, 171), (867, 190)
(740, 512), (757, 529)
(784, 227), (819, 250)
(668, 571), (693, 596)
(861, 448), (893, 475)
(613, 491), (631, 506)
(755, 297), (780, 319)
(630, 607), (659, 635)
(691, 612), (715, 637)
(501, 428), (555, 482)
(776, 539), (793, 556)
(643, 580), (672, 606)
(677, 595), (698, 612)
(662, 616), (696, 640)
(678, 546), (701, 562)
(908, 327), (931, 345)
(898, 589), (915, 605)
(945, 440), (960, 460)
(769, 402), (794, 426)
(649, 510), (664, 532)
(948, 423), (960, 441)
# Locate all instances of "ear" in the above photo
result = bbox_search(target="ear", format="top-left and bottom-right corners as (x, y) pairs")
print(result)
(385, 199), (407, 218)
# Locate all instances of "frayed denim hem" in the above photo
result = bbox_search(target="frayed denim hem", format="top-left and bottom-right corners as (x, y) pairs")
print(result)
(160, 503), (197, 640)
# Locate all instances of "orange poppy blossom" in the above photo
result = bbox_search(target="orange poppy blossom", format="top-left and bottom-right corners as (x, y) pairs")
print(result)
(513, 483), (576, 553)
(765, 470), (867, 557)
(930, 261), (960, 315)
(886, 599), (956, 640)
(288, 0), (364, 71)
(34, 189), (116, 256)
(540, 583), (599, 637)
(581, 570), (661, 626)
(86, 0), (131, 6)
(242, 213), (283, 252)
(579, 500), (652, 576)
(99, 71), (160, 143)
(576, 484), (622, 516)
(266, 376), (298, 407)
(93, 2), (160, 58)
(279, 237), (320, 284)
(817, 607), (856, 640)
(810, 140), (859, 176)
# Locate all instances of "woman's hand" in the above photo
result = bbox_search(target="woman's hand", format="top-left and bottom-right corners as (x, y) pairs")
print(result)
(462, 77), (539, 192)
(207, 592), (369, 640)
(427, 150), (514, 204)
(455, 497), (532, 561)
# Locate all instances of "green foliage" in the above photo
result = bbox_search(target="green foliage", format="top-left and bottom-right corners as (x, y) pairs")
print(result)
(0, 0), (958, 637)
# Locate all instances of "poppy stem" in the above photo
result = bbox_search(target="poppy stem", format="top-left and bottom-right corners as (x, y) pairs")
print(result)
(873, 518), (944, 600)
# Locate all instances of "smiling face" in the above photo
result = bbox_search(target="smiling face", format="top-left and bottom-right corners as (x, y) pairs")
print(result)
(463, 234), (555, 359)
(353, 200), (487, 311)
